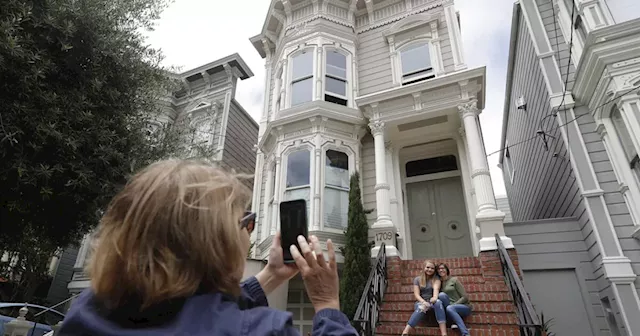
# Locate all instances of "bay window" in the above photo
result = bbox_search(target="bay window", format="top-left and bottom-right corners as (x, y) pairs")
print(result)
(324, 150), (350, 230)
(284, 150), (311, 224)
(399, 42), (434, 85)
(325, 51), (348, 106)
(611, 105), (640, 182)
(291, 51), (314, 106)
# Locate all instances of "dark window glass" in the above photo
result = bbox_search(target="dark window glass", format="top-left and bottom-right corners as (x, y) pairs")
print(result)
(406, 155), (458, 177)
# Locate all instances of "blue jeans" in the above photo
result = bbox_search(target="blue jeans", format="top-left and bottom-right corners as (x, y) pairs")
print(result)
(406, 299), (445, 327)
(438, 292), (471, 335)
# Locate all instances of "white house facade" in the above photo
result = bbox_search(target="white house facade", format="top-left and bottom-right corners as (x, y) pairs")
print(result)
(249, 0), (512, 264)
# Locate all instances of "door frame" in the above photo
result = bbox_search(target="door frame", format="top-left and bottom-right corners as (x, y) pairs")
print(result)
(399, 140), (471, 260)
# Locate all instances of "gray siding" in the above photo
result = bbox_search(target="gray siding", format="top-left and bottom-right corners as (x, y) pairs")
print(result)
(502, 8), (612, 334)
(46, 246), (78, 308)
(536, 0), (576, 92)
(503, 11), (583, 223)
(221, 99), (259, 186)
(356, 6), (454, 97)
(505, 218), (604, 335)
(496, 196), (513, 223)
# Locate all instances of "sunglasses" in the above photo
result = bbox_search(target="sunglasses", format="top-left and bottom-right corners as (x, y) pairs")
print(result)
(240, 211), (256, 234)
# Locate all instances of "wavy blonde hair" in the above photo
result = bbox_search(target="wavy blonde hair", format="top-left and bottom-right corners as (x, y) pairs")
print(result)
(419, 260), (437, 287)
(87, 159), (252, 309)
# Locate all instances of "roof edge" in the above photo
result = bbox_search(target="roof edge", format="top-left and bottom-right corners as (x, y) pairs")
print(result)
(499, 2), (522, 164)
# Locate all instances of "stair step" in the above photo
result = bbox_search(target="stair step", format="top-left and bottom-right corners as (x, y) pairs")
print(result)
(383, 292), (513, 302)
(379, 311), (518, 324)
(388, 275), (488, 285)
(389, 257), (482, 269)
(386, 283), (510, 294)
(381, 302), (516, 314)
(395, 268), (485, 276)
(375, 324), (521, 336)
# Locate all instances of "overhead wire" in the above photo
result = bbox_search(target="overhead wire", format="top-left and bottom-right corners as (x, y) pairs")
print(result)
(486, 85), (640, 158)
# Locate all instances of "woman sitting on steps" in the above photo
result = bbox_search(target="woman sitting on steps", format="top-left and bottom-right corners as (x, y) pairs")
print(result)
(437, 263), (472, 336)
(401, 260), (448, 336)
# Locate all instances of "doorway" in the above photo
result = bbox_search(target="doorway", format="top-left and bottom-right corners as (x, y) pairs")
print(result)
(403, 155), (472, 259)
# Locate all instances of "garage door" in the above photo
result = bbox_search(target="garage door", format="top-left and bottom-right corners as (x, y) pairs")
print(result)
(523, 269), (594, 336)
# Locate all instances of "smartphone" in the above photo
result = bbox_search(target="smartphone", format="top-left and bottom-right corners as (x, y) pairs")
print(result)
(280, 199), (308, 264)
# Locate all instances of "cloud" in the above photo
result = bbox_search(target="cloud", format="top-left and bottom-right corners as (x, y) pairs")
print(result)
(147, 0), (515, 195)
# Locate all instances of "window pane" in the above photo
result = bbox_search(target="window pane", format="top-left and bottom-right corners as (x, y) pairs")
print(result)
(292, 52), (313, 80)
(326, 51), (346, 79)
(325, 76), (346, 97)
(284, 187), (310, 226)
(325, 150), (349, 188)
(324, 188), (348, 230)
(292, 78), (313, 106)
(611, 106), (638, 160)
(270, 165), (276, 199)
(406, 155), (458, 177)
(400, 43), (431, 75)
(287, 150), (311, 187)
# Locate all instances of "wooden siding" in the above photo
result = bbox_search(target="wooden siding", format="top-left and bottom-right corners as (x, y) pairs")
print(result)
(221, 99), (259, 178)
(502, 9), (611, 334)
(46, 246), (79, 309)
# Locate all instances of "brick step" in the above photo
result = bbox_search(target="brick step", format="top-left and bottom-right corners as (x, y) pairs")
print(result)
(379, 311), (518, 325)
(381, 302), (516, 314)
(384, 292), (513, 303)
(389, 257), (482, 269)
(388, 275), (488, 285)
(386, 283), (510, 294)
(376, 323), (521, 336)
(393, 267), (485, 275)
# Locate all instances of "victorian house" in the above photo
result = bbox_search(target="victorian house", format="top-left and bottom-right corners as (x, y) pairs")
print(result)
(499, 0), (640, 335)
(61, 54), (259, 306)
(248, 0), (526, 334)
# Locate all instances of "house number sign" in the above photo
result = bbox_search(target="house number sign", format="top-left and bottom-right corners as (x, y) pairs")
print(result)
(374, 230), (395, 246)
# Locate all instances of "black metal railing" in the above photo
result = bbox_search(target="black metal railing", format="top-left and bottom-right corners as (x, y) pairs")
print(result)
(353, 243), (388, 336)
(495, 234), (543, 336)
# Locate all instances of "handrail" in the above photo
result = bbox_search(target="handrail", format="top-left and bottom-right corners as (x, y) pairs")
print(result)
(495, 234), (543, 336)
(352, 243), (388, 336)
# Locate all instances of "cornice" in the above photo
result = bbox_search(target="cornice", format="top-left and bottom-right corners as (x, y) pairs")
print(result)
(356, 1), (444, 34)
(573, 18), (640, 105)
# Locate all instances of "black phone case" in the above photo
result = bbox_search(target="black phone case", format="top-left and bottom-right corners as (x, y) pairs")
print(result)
(279, 199), (308, 263)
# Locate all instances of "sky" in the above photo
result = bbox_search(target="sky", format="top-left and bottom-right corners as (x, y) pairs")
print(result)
(145, 0), (515, 196)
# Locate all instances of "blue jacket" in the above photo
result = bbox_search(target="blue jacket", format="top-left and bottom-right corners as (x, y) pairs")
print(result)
(58, 276), (358, 336)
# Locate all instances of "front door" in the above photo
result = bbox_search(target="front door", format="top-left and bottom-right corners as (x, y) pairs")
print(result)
(407, 176), (472, 258)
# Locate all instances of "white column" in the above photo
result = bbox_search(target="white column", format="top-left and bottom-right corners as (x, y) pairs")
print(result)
(455, 130), (480, 255)
(369, 120), (400, 257)
(458, 100), (513, 251)
(313, 134), (322, 231)
(316, 47), (323, 101)
(270, 156), (282, 235)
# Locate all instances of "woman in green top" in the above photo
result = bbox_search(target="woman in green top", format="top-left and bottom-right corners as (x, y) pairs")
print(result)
(437, 263), (471, 336)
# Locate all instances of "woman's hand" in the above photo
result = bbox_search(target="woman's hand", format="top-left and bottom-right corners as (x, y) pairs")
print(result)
(429, 296), (438, 304)
(290, 235), (340, 312)
(256, 232), (299, 295)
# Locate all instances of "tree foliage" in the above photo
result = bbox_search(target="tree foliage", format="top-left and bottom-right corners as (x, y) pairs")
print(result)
(339, 172), (374, 321)
(0, 0), (178, 249)
(0, 0), (226, 302)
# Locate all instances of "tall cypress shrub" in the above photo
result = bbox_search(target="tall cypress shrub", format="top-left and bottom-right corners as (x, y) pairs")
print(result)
(339, 171), (373, 321)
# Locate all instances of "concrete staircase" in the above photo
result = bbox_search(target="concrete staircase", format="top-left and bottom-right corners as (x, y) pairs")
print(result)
(375, 252), (522, 336)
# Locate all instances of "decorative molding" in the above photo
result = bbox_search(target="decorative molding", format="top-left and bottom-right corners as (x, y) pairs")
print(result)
(375, 183), (391, 191)
(458, 99), (479, 118)
(470, 168), (491, 179)
(369, 120), (385, 136)
(356, 1), (444, 34)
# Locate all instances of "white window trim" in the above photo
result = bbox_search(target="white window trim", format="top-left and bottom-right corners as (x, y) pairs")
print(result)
(320, 145), (356, 234)
(280, 146), (314, 229)
(556, 0), (586, 67)
(262, 160), (277, 242)
(385, 17), (444, 87)
(287, 289), (314, 334)
(599, 99), (640, 234)
(504, 143), (516, 183)
(322, 47), (352, 107)
(287, 48), (317, 109)
(396, 40), (437, 85)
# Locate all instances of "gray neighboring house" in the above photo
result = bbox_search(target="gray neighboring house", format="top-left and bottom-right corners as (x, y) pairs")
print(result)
(49, 53), (258, 310)
(500, 1), (640, 335)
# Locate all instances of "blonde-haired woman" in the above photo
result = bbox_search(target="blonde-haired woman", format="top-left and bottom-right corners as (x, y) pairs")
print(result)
(401, 260), (447, 336)
(58, 159), (357, 336)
